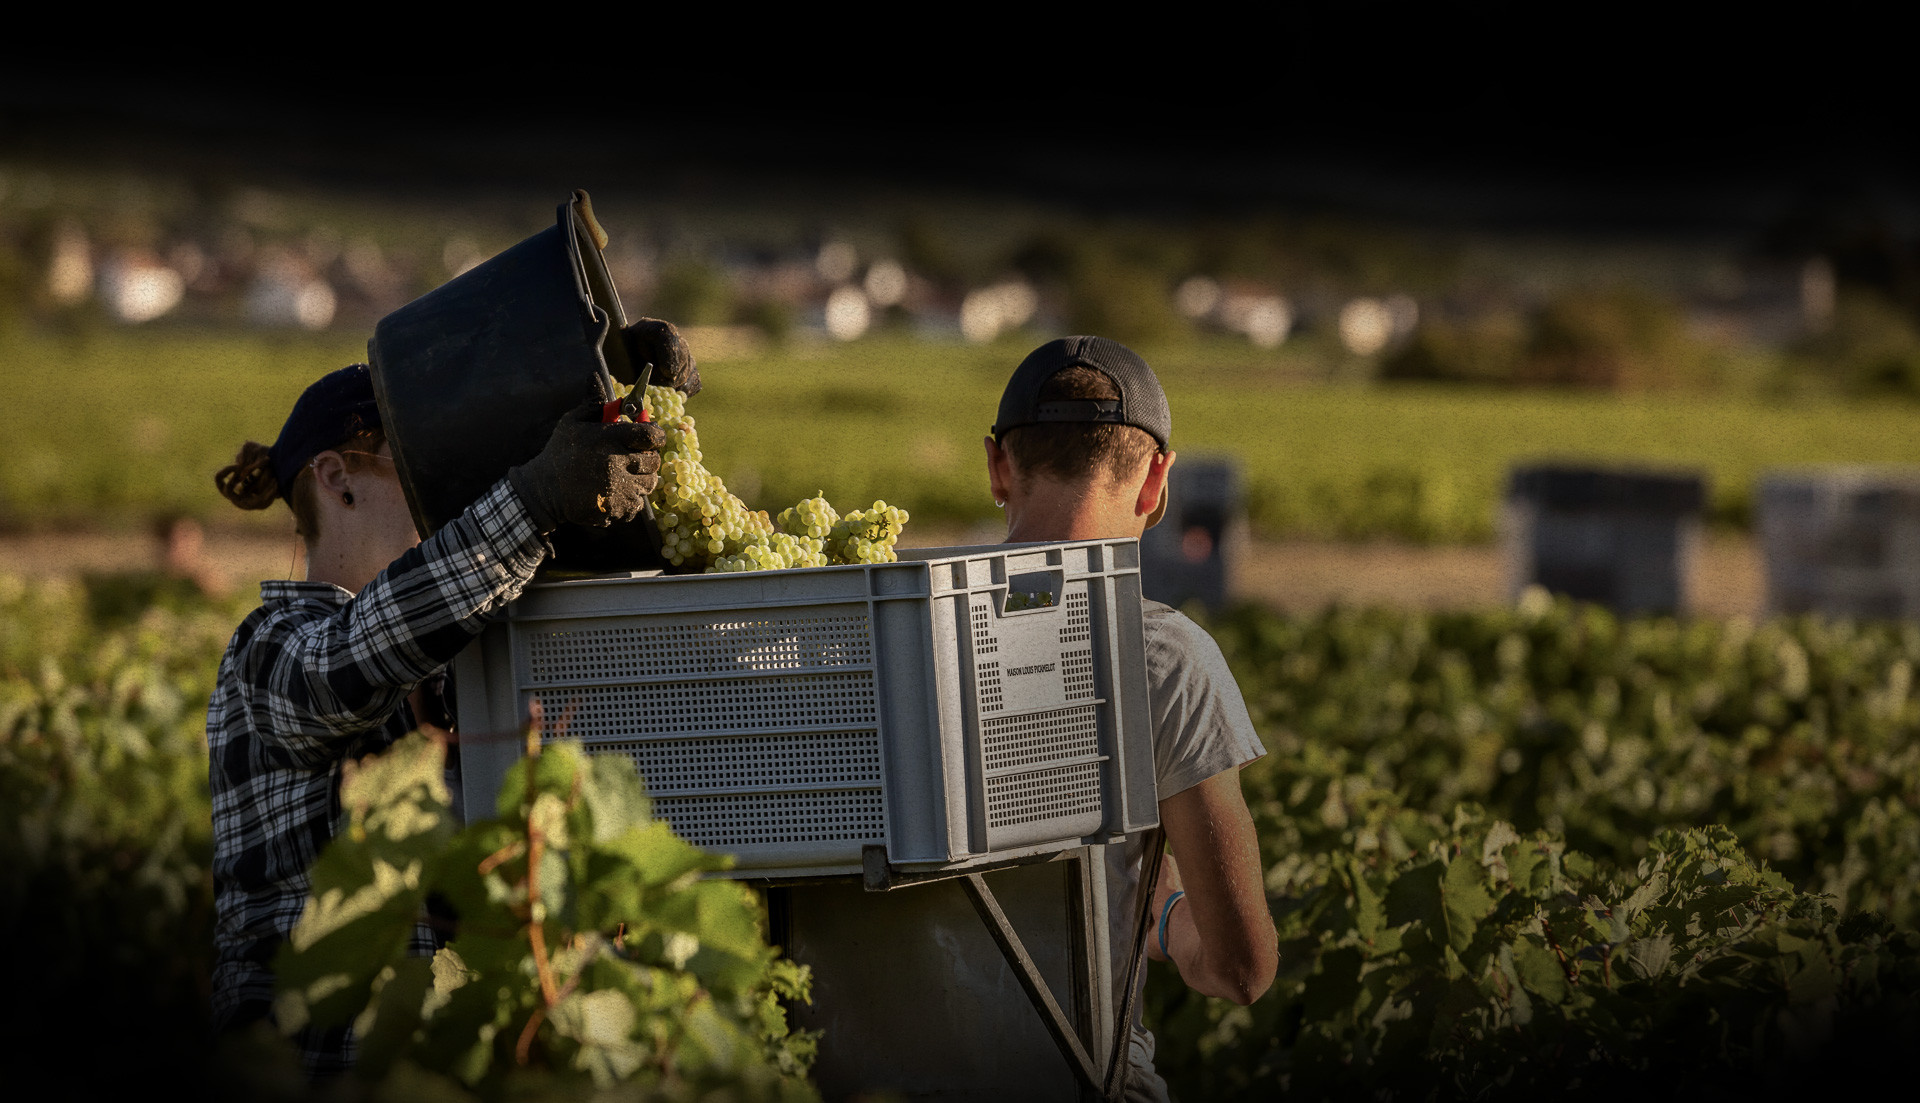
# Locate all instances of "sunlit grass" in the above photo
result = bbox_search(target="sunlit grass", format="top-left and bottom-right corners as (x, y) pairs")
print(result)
(4, 326), (1918, 541)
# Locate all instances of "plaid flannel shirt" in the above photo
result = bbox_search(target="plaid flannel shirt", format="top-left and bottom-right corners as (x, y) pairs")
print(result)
(206, 477), (546, 1075)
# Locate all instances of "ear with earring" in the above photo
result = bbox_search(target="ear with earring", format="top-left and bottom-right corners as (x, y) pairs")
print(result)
(994, 499), (1005, 508)
(342, 491), (354, 506)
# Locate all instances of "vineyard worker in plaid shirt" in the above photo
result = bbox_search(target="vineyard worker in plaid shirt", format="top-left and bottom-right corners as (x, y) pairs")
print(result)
(987, 336), (1279, 1101)
(206, 342), (694, 1077)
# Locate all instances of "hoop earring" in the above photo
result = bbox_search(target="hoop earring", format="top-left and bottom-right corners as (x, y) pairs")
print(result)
(994, 499), (1005, 509)
(342, 491), (355, 507)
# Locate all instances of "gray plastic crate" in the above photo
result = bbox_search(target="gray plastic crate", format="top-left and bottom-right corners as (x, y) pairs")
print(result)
(1140, 456), (1246, 614)
(1504, 464), (1706, 616)
(1760, 467), (1920, 619)
(452, 539), (1159, 878)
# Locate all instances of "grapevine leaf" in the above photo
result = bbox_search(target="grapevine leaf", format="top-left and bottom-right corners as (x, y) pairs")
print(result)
(1562, 850), (1597, 881)
(426, 946), (474, 1013)
(1496, 944), (1535, 1025)
(1582, 899), (1628, 945)
(431, 822), (524, 934)
(1480, 821), (1521, 870)
(1689, 883), (1763, 928)
(604, 819), (720, 888)
(580, 752), (652, 844)
(411, 956), (514, 1087)
(528, 791), (570, 853)
(672, 994), (748, 1077)
(274, 734), (453, 1032)
(1385, 859), (1446, 931)
(1619, 934), (1674, 982)
(535, 845), (570, 925)
(1619, 871), (1670, 925)
(351, 957), (434, 1080)
(1441, 853), (1497, 953)
(551, 988), (648, 1087)
(1505, 841), (1547, 898)
(1512, 936), (1569, 1001)
(1348, 854), (1386, 945)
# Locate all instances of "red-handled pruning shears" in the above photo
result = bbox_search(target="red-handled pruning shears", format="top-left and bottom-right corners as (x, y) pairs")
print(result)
(602, 361), (654, 424)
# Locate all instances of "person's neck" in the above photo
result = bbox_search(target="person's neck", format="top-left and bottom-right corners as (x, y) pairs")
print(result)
(303, 533), (381, 594)
(303, 513), (406, 594)
(1003, 478), (1143, 544)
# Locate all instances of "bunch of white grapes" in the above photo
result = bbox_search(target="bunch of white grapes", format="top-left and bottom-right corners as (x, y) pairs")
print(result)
(620, 383), (910, 573)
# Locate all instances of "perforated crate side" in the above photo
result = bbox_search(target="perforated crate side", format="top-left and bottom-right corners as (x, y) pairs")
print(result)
(454, 540), (1156, 879)
(915, 539), (1159, 858)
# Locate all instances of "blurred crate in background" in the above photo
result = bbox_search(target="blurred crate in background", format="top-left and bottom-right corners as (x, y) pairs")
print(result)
(454, 539), (1159, 879)
(1760, 467), (1920, 620)
(1504, 464), (1707, 616)
(1140, 457), (1247, 615)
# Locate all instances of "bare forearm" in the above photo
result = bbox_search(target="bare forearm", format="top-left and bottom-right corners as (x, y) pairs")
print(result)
(1152, 772), (1280, 1004)
(1162, 880), (1278, 1004)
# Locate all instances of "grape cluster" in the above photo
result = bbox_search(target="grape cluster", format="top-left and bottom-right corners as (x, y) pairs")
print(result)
(625, 384), (910, 573)
(824, 503), (909, 565)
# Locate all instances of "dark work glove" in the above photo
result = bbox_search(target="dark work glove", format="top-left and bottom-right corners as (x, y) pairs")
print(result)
(621, 317), (702, 398)
(508, 401), (666, 533)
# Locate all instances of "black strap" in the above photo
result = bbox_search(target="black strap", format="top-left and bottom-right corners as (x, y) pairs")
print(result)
(1035, 399), (1125, 423)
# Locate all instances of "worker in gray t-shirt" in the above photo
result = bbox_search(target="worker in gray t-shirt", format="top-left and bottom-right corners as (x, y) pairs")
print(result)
(987, 337), (1278, 1101)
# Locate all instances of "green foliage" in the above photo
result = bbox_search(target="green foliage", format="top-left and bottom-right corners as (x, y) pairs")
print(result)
(1785, 290), (1920, 398)
(1149, 809), (1920, 1100)
(740, 299), (795, 344)
(0, 576), (813, 1099)
(1382, 288), (1718, 391)
(1377, 314), (1526, 386)
(1139, 594), (1920, 1098)
(649, 260), (737, 328)
(11, 571), (1920, 1097)
(0, 326), (365, 529)
(1061, 261), (1184, 346)
(1521, 288), (1702, 390)
(1211, 593), (1920, 925)
(7, 328), (1920, 541)
(0, 573), (247, 1091)
(1008, 230), (1186, 344)
(271, 732), (818, 1101)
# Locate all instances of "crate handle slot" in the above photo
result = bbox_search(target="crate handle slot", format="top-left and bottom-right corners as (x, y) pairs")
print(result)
(1001, 569), (1065, 615)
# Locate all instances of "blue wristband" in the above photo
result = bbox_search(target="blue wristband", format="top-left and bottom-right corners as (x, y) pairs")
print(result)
(1157, 890), (1186, 957)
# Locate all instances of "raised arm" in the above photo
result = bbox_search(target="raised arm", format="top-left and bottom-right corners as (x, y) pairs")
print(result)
(1145, 767), (1278, 1005)
(242, 406), (665, 767)
(240, 478), (549, 766)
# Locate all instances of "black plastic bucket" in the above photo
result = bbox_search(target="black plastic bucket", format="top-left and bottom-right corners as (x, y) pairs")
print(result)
(367, 190), (663, 572)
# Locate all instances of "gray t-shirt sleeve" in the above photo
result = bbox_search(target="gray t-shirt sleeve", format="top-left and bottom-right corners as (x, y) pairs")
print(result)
(1142, 602), (1266, 798)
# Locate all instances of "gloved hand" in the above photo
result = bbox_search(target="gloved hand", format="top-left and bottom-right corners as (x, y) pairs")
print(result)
(621, 317), (702, 397)
(509, 401), (666, 533)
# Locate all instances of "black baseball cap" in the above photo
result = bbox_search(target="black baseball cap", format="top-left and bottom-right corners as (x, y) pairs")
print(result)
(269, 364), (383, 501)
(992, 336), (1171, 451)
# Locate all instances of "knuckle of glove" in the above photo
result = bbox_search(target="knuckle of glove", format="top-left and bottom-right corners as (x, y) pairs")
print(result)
(626, 318), (698, 392)
(606, 483), (648, 523)
(626, 421), (666, 452)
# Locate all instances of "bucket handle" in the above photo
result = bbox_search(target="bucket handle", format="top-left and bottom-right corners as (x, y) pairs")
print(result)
(561, 190), (640, 390)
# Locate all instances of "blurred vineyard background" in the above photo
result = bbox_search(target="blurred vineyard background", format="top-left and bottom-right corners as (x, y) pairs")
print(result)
(6, 68), (1920, 1097)
(5, 97), (1920, 557)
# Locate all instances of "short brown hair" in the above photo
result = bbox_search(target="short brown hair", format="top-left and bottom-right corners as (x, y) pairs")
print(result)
(1000, 366), (1159, 485)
